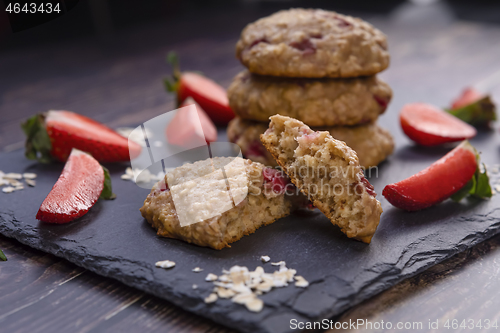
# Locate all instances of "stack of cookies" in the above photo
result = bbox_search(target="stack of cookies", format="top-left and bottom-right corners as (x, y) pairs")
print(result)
(227, 8), (394, 168)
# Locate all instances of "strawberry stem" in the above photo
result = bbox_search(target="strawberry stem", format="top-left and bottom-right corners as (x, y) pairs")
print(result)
(163, 51), (181, 96)
(0, 249), (6, 261)
(100, 166), (116, 200)
(21, 113), (53, 163)
(446, 95), (497, 126)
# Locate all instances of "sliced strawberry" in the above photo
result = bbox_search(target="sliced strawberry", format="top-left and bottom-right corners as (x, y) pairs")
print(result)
(166, 98), (217, 147)
(400, 103), (477, 146)
(451, 88), (483, 109)
(164, 52), (235, 125)
(448, 88), (497, 126)
(383, 141), (478, 211)
(36, 149), (110, 223)
(22, 110), (142, 163)
(178, 73), (234, 125)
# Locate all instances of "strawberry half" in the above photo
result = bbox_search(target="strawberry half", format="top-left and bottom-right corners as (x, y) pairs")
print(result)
(448, 88), (497, 126)
(451, 87), (484, 109)
(36, 149), (115, 223)
(22, 110), (142, 163)
(164, 52), (235, 125)
(165, 97), (217, 147)
(400, 103), (477, 146)
(383, 141), (491, 211)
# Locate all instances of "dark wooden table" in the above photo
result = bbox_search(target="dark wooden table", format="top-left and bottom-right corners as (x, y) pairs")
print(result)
(1, 2), (500, 332)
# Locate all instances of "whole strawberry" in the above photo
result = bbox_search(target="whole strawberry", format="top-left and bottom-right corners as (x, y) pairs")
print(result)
(22, 110), (142, 163)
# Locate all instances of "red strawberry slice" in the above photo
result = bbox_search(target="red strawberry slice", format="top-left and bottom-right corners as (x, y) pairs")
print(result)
(22, 110), (142, 163)
(400, 103), (477, 146)
(36, 149), (105, 223)
(383, 141), (478, 211)
(177, 72), (235, 125)
(263, 167), (291, 194)
(166, 98), (217, 147)
(451, 87), (484, 109)
(164, 52), (235, 125)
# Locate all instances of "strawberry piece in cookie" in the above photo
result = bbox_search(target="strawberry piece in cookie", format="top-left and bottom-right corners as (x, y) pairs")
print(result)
(260, 115), (383, 243)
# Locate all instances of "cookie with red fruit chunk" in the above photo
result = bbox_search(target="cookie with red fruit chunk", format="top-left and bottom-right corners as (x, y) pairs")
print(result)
(227, 70), (392, 127)
(400, 103), (477, 146)
(164, 52), (235, 125)
(36, 149), (115, 224)
(447, 87), (497, 126)
(236, 8), (389, 78)
(383, 141), (492, 211)
(22, 110), (142, 163)
(260, 115), (383, 243)
(140, 157), (292, 249)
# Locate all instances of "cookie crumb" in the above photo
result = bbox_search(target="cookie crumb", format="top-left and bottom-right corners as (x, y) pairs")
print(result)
(260, 255), (270, 263)
(155, 260), (175, 269)
(192, 267), (203, 273)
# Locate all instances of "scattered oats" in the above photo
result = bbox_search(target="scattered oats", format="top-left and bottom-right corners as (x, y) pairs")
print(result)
(192, 267), (203, 273)
(0, 179), (9, 186)
(245, 297), (264, 313)
(231, 291), (255, 305)
(23, 173), (37, 179)
(121, 174), (133, 180)
(205, 273), (218, 282)
(14, 185), (24, 191)
(192, 284), (198, 290)
(218, 274), (230, 282)
(25, 179), (36, 187)
(271, 261), (286, 266)
(216, 287), (236, 299)
(4, 173), (22, 180)
(7, 179), (23, 187)
(2, 187), (15, 193)
(295, 276), (309, 288)
(495, 185), (500, 193)
(204, 293), (218, 304)
(155, 260), (175, 269)
(261, 255), (270, 263)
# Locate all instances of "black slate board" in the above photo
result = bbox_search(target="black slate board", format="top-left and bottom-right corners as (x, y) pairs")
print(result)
(1, 127), (500, 333)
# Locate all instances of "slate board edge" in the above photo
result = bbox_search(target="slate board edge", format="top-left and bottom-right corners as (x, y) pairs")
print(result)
(2, 210), (500, 333)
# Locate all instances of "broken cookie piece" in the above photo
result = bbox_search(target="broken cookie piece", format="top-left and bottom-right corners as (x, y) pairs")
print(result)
(260, 115), (382, 243)
(140, 157), (292, 249)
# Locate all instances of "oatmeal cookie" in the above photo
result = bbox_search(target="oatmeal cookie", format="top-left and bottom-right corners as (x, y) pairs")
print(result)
(228, 70), (392, 126)
(236, 8), (389, 78)
(140, 157), (292, 250)
(227, 117), (394, 168)
(260, 115), (383, 243)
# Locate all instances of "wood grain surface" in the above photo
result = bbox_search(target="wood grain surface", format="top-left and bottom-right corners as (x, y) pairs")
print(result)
(1, 2), (500, 332)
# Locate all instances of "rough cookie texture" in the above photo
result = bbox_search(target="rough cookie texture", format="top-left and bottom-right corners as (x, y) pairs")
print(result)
(236, 8), (389, 78)
(228, 71), (392, 127)
(260, 115), (383, 243)
(140, 157), (292, 250)
(227, 117), (394, 168)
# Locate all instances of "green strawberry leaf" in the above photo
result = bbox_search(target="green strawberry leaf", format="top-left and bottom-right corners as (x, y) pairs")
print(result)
(100, 166), (116, 200)
(0, 249), (7, 261)
(21, 113), (53, 163)
(446, 95), (497, 126)
(451, 147), (493, 202)
(164, 51), (181, 95)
